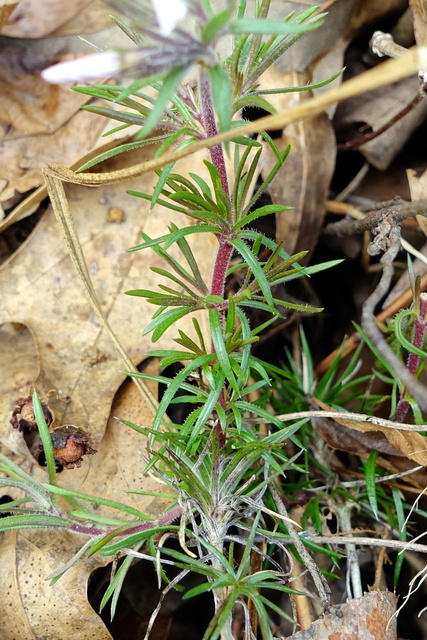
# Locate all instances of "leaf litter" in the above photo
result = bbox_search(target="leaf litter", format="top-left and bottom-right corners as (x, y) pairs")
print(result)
(2, 0), (427, 638)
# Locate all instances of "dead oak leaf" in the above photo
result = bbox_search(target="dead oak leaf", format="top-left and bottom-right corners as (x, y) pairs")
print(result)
(0, 529), (113, 640)
(0, 146), (216, 449)
(312, 397), (427, 466)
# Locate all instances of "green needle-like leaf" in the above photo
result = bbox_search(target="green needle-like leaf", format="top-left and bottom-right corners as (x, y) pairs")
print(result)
(33, 389), (56, 486)
(365, 450), (379, 520)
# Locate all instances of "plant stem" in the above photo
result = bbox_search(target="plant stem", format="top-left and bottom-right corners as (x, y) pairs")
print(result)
(335, 501), (362, 599)
(361, 219), (427, 412)
(394, 294), (427, 422)
(199, 66), (232, 308)
(69, 505), (183, 539)
(211, 235), (234, 298)
(199, 67), (229, 195)
(199, 68), (233, 449)
(70, 522), (104, 536)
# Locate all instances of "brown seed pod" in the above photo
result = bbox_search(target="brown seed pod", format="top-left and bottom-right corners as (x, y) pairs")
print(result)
(10, 396), (54, 432)
(40, 426), (97, 470)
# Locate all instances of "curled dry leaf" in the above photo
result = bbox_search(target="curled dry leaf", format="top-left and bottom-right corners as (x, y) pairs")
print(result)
(312, 397), (427, 467)
(334, 75), (427, 170)
(10, 395), (54, 432)
(311, 412), (403, 458)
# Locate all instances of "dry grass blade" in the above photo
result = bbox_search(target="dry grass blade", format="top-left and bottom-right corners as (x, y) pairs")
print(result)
(248, 407), (427, 432)
(45, 47), (427, 187)
(43, 170), (158, 411)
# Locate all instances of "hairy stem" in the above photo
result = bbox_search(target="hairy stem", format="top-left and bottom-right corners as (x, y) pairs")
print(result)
(211, 235), (234, 298)
(199, 67), (229, 195)
(199, 66), (235, 626)
(69, 505), (183, 539)
(394, 293), (427, 421)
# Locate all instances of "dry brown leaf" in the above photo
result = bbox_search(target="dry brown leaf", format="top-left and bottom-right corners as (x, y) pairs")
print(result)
(347, 0), (408, 39)
(287, 590), (397, 640)
(312, 398), (427, 466)
(0, 143), (216, 636)
(2, 0), (92, 38)
(0, 41), (110, 208)
(0, 47), (93, 141)
(49, 1), (114, 36)
(0, 104), (109, 208)
(0, 14), (135, 211)
(311, 413), (403, 458)
(335, 0), (427, 171)
(0, 373), (173, 640)
(0, 127), (138, 232)
(409, 0), (427, 47)
(334, 76), (427, 170)
(259, 67), (336, 255)
(0, 0), (17, 30)
(382, 453), (427, 487)
(0, 322), (40, 398)
(0, 529), (114, 639)
(0, 147), (215, 446)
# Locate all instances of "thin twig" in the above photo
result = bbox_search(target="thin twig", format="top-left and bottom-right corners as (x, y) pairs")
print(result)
(302, 535), (427, 555)
(335, 502), (363, 599)
(371, 31), (409, 59)
(45, 48), (427, 187)
(339, 93), (425, 150)
(360, 217), (427, 411)
(269, 481), (331, 609)
(370, 30), (427, 85)
(327, 465), (424, 488)
(323, 199), (427, 236)
(246, 409), (427, 432)
(43, 172), (159, 413)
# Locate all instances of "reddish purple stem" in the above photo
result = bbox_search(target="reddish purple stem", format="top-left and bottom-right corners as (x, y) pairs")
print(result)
(199, 69), (234, 447)
(210, 236), (234, 298)
(393, 296), (427, 422)
(199, 68), (229, 195)
(68, 505), (183, 539)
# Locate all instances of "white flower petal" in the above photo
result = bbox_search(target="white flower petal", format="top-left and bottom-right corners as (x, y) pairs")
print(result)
(151, 0), (188, 35)
(41, 51), (122, 84)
